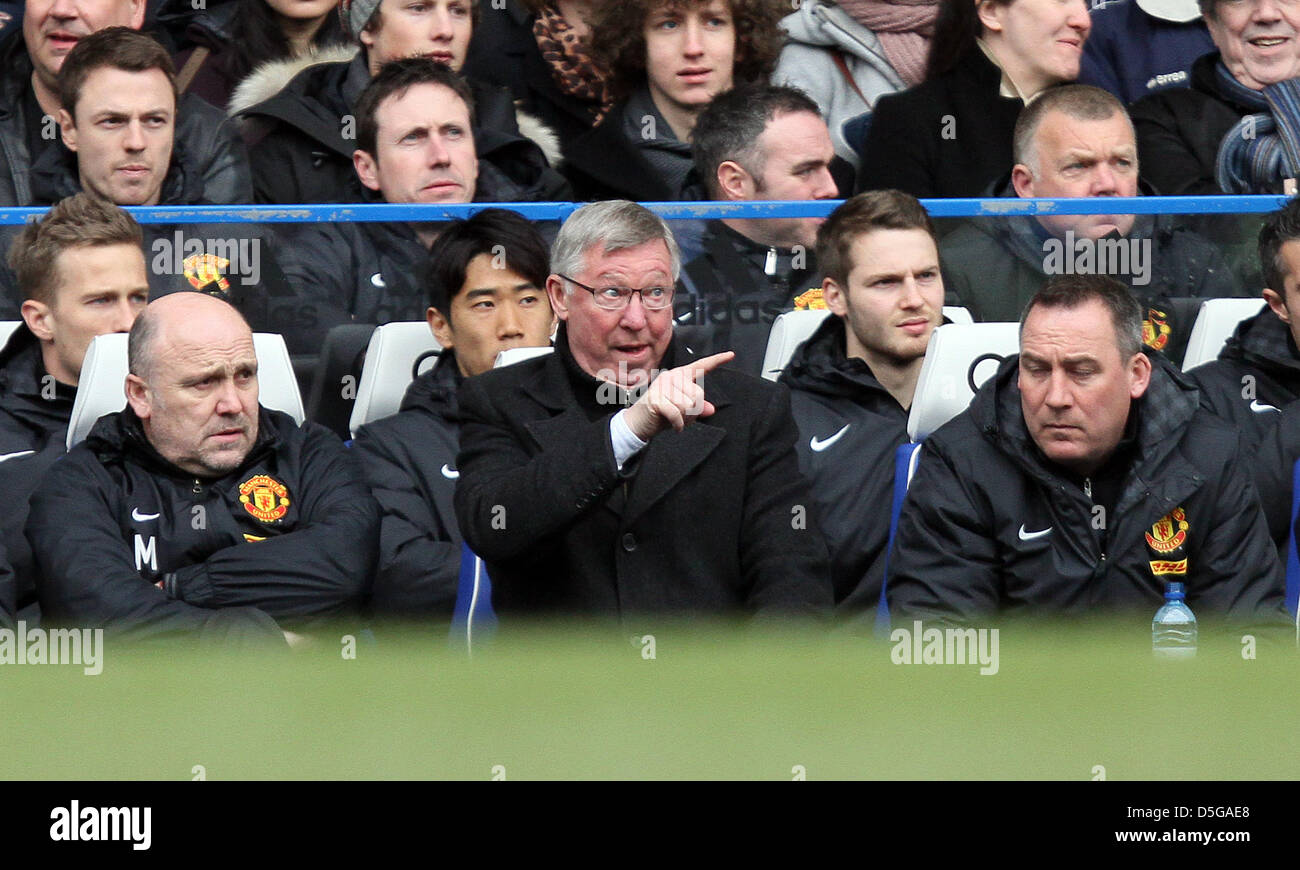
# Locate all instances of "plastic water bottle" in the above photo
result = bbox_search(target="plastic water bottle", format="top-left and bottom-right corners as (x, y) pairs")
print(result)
(1152, 581), (1197, 659)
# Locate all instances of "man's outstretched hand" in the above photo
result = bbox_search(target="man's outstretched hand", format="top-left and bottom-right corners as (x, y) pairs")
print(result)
(622, 351), (734, 441)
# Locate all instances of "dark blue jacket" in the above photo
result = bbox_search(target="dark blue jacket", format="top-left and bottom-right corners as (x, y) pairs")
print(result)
(1079, 0), (1215, 104)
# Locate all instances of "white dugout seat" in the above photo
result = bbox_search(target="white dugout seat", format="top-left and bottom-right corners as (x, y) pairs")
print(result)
(348, 322), (442, 438)
(1181, 298), (1268, 371)
(68, 332), (305, 449)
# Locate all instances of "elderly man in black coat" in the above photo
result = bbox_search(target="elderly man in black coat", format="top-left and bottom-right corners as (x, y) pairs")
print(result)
(453, 200), (833, 618)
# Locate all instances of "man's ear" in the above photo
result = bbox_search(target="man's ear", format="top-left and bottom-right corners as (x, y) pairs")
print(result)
(546, 275), (570, 322)
(1129, 350), (1153, 399)
(427, 305), (454, 349)
(715, 160), (752, 201)
(58, 109), (77, 152)
(822, 276), (848, 318)
(125, 373), (151, 420)
(21, 299), (53, 342)
(976, 0), (1005, 34)
(1011, 163), (1035, 199)
(128, 0), (147, 29)
(1263, 287), (1290, 325)
(353, 149), (381, 192)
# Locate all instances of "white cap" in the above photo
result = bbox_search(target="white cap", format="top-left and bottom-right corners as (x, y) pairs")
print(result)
(1134, 0), (1204, 23)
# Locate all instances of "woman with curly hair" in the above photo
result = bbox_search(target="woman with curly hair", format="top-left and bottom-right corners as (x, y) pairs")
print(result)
(562, 0), (786, 201)
(854, 0), (1090, 199)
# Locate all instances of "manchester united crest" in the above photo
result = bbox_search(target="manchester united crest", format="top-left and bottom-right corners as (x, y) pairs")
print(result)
(1145, 507), (1189, 577)
(792, 287), (827, 310)
(1141, 308), (1171, 351)
(183, 253), (231, 293)
(239, 474), (290, 523)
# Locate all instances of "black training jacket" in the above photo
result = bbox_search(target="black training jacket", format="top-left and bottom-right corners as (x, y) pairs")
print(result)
(780, 315), (909, 616)
(0, 325), (74, 615)
(353, 351), (464, 617)
(888, 353), (1287, 627)
(27, 405), (377, 641)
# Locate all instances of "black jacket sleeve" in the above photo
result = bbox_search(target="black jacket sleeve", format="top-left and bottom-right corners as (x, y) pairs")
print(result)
(179, 93), (253, 204)
(353, 423), (462, 616)
(1131, 92), (1224, 196)
(854, 92), (936, 198)
(0, 538), (14, 630)
(453, 375), (624, 563)
(167, 425), (378, 624)
(27, 452), (280, 641)
(886, 440), (1004, 625)
(1252, 399), (1300, 548)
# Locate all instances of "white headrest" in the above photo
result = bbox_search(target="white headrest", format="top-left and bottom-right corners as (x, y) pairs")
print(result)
(0, 321), (22, 346)
(762, 310), (830, 381)
(908, 322), (1021, 441)
(1181, 298), (1268, 372)
(348, 322), (442, 437)
(67, 332), (306, 449)
(494, 346), (554, 368)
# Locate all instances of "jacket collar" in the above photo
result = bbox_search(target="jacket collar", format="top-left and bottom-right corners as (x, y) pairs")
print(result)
(1221, 306), (1300, 376)
(972, 351), (1202, 509)
(85, 404), (285, 481)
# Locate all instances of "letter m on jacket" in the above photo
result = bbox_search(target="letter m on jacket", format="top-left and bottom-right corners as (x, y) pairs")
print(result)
(134, 534), (157, 572)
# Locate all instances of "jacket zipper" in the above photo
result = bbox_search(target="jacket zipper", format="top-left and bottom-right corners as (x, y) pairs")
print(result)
(1084, 477), (1107, 564)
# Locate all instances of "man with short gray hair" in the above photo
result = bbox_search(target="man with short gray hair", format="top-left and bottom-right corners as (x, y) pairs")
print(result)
(26, 292), (378, 642)
(888, 274), (1285, 627)
(454, 200), (832, 617)
(941, 84), (1239, 363)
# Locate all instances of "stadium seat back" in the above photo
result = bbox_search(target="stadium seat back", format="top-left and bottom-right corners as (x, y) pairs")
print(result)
(908, 322), (1021, 441)
(306, 323), (376, 440)
(0, 321), (22, 346)
(1181, 298), (1267, 371)
(68, 333), (305, 449)
(348, 322), (442, 438)
(494, 346), (554, 368)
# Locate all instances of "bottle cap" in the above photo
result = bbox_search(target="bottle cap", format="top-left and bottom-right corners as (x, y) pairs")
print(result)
(1165, 581), (1186, 600)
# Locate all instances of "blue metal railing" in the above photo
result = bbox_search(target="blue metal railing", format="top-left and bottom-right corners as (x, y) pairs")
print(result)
(0, 195), (1289, 225)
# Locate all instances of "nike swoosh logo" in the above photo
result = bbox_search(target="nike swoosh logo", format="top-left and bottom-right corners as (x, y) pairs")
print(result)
(0, 450), (34, 462)
(1250, 400), (1280, 413)
(809, 424), (850, 453)
(370, 272), (386, 287)
(1018, 525), (1052, 541)
(131, 508), (160, 522)
(441, 464), (459, 480)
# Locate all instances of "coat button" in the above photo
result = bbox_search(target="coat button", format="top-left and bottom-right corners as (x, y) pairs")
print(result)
(622, 532), (637, 552)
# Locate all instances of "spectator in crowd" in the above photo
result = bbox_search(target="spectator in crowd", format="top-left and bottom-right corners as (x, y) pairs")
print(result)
(562, 0), (787, 201)
(27, 292), (378, 642)
(1131, 0), (1300, 196)
(1079, 0), (1214, 104)
(278, 59), (568, 349)
(780, 190), (944, 617)
(773, 0), (939, 173)
(462, 0), (610, 156)
(354, 209), (555, 618)
(233, 0), (561, 204)
(855, 0), (1091, 198)
(940, 85), (1240, 363)
(1200, 200), (1300, 549)
(172, 0), (348, 113)
(453, 200), (832, 616)
(0, 0), (251, 206)
(677, 84), (838, 374)
(9, 28), (302, 346)
(0, 194), (147, 622)
(888, 274), (1286, 626)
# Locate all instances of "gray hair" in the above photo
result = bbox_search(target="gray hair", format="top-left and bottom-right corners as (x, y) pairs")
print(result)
(1020, 274), (1143, 360)
(1013, 84), (1134, 180)
(550, 201), (681, 286)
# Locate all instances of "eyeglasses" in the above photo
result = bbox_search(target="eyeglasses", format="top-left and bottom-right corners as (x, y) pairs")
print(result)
(560, 274), (675, 311)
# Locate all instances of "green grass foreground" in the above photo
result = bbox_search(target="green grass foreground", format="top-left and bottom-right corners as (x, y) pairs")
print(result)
(2, 620), (1296, 780)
